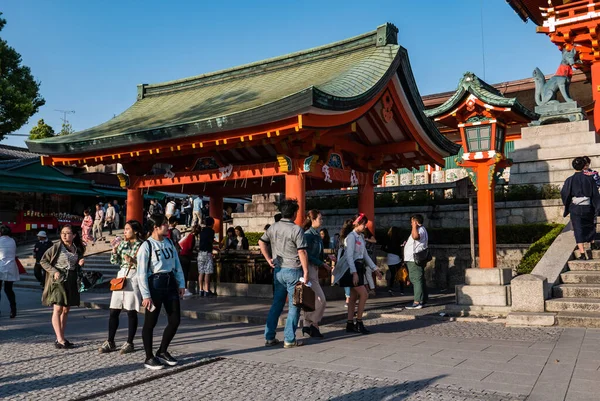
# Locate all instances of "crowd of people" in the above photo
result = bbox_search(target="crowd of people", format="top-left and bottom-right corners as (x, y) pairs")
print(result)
(0, 195), (431, 369)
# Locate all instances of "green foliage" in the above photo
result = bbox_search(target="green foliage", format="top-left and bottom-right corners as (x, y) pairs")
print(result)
(516, 224), (565, 275)
(28, 119), (55, 140)
(0, 13), (45, 141)
(245, 232), (263, 246)
(59, 122), (74, 136)
(374, 223), (561, 245)
(496, 184), (561, 201)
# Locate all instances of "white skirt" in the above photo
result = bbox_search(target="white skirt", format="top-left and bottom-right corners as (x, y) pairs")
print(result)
(109, 268), (141, 311)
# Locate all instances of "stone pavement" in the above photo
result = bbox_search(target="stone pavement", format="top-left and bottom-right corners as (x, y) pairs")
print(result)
(2, 289), (600, 400)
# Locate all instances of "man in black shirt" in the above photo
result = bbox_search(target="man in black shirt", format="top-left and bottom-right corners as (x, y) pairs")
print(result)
(33, 231), (52, 286)
(197, 217), (216, 297)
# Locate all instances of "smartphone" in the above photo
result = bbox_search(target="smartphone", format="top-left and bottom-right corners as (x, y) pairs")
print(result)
(147, 303), (156, 312)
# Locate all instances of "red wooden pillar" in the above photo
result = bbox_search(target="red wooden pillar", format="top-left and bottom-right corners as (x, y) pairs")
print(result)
(126, 187), (143, 224)
(592, 62), (600, 133)
(285, 169), (305, 226)
(210, 195), (224, 243)
(358, 178), (375, 233)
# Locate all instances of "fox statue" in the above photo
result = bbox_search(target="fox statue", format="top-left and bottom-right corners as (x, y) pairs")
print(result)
(533, 48), (577, 106)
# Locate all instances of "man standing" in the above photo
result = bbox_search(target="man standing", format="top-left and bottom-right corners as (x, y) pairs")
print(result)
(33, 231), (52, 286)
(192, 196), (203, 226)
(105, 202), (116, 236)
(404, 214), (429, 310)
(93, 203), (105, 242)
(112, 200), (121, 229)
(259, 199), (309, 348)
(183, 197), (193, 227)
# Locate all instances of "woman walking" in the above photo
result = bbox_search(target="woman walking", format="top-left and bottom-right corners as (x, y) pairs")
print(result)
(40, 225), (85, 348)
(137, 214), (185, 370)
(302, 210), (331, 338)
(381, 227), (404, 296)
(333, 214), (383, 334)
(562, 156), (600, 259)
(99, 220), (144, 355)
(0, 225), (19, 318)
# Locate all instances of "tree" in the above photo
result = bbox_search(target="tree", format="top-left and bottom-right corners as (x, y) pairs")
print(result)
(28, 119), (55, 140)
(59, 121), (74, 136)
(0, 12), (45, 141)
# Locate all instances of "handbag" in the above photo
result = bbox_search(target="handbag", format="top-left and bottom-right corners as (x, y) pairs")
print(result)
(110, 267), (130, 291)
(414, 248), (432, 267)
(293, 282), (316, 312)
(15, 258), (26, 275)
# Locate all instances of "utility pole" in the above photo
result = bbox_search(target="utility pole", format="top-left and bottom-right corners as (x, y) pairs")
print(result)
(55, 109), (75, 125)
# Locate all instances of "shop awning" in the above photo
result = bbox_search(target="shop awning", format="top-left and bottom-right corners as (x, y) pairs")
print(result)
(0, 181), (100, 197)
(92, 187), (127, 199)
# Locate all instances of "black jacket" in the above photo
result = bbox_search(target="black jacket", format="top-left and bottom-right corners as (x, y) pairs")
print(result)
(34, 240), (53, 263)
(561, 172), (600, 217)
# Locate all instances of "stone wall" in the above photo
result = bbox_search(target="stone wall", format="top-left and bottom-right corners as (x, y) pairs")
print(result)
(316, 199), (566, 234)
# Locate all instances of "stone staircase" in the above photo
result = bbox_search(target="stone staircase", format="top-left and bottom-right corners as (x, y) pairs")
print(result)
(546, 250), (600, 327)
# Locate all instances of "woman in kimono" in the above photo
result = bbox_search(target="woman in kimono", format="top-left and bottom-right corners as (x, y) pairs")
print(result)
(81, 209), (94, 245)
(561, 157), (600, 260)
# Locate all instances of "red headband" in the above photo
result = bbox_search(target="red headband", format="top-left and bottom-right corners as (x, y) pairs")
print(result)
(353, 213), (365, 226)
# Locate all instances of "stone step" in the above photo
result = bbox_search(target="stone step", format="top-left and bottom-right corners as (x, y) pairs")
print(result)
(512, 142), (600, 163)
(573, 250), (600, 260)
(546, 298), (600, 312)
(555, 312), (600, 328)
(553, 284), (600, 298)
(561, 271), (600, 284)
(567, 259), (600, 271)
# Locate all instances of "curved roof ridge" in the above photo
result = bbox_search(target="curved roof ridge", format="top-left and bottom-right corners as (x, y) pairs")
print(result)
(143, 30), (378, 97)
(424, 72), (537, 121)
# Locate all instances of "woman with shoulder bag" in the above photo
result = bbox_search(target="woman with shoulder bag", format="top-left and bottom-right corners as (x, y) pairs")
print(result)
(302, 210), (332, 338)
(137, 214), (185, 370)
(41, 225), (85, 349)
(99, 220), (144, 355)
(332, 213), (383, 334)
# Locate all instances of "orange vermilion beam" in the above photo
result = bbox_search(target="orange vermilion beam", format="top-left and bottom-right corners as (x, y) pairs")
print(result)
(133, 165), (283, 189)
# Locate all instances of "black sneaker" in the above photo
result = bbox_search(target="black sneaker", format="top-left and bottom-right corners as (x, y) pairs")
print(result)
(55, 341), (66, 349)
(156, 350), (178, 366)
(63, 340), (75, 349)
(144, 357), (165, 370)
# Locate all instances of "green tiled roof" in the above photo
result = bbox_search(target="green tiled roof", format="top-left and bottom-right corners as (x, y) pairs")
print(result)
(28, 23), (412, 155)
(424, 72), (538, 121)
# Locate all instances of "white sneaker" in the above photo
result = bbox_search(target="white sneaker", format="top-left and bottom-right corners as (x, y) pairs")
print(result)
(183, 289), (192, 298)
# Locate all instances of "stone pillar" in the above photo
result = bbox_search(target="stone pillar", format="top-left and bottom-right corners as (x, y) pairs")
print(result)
(126, 187), (143, 223)
(210, 195), (224, 242)
(285, 170), (305, 226)
(358, 179), (375, 233)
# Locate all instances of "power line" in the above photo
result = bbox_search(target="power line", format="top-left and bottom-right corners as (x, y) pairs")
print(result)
(480, 0), (487, 80)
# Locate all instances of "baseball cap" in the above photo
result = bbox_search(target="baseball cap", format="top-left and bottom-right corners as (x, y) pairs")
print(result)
(37, 231), (47, 238)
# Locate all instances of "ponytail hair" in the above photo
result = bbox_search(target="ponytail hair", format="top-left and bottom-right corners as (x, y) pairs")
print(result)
(340, 213), (369, 240)
(145, 214), (167, 238)
(303, 209), (321, 231)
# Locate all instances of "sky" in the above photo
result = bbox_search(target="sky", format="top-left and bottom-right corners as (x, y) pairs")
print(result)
(1, 0), (560, 148)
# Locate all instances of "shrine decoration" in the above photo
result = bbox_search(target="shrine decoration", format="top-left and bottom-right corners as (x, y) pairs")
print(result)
(218, 164), (233, 180)
(303, 155), (319, 172)
(277, 155), (292, 173)
(373, 170), (384, 186)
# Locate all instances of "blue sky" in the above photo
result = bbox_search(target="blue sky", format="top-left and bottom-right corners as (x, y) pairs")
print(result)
(1, 0), (559, 148)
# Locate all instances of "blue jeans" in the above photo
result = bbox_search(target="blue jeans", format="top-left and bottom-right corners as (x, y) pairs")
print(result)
(344, 287), (351, 298)
(265, 267), (302, 344)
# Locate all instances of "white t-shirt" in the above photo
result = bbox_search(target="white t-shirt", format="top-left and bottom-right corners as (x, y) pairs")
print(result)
(387, 253), (401, 266)
(165, 201), (176, 216)
(404, 226), (428, 262)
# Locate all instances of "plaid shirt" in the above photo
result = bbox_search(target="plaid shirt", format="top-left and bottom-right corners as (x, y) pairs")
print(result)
(110, 240), (142, 270)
